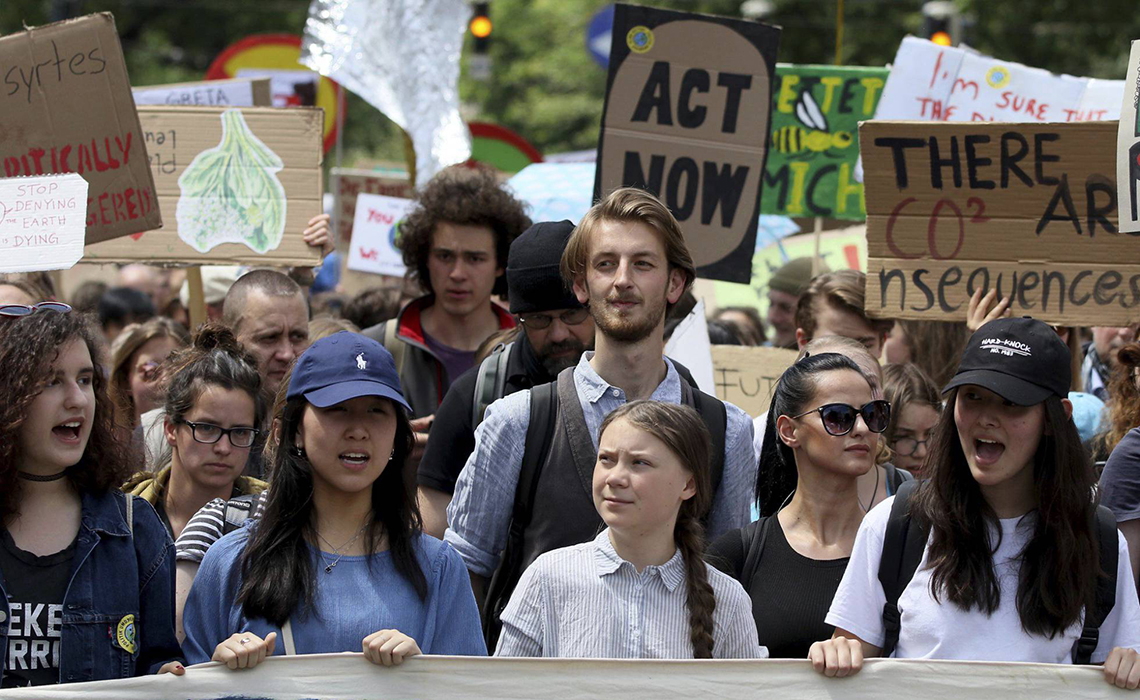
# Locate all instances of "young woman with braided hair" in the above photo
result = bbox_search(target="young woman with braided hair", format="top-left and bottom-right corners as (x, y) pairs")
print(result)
(495, 400), (763, 658)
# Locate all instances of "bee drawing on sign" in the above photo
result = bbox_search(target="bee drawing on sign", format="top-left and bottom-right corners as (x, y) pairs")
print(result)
(771, 91), (852, 160)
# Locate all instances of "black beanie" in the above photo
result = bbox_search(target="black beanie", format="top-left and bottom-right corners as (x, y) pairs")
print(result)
(507, 220), (583, 314)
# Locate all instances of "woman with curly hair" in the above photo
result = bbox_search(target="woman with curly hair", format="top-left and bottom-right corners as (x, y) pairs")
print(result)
(1096, 343), (1140, 582)
(0, 304), (183, 687)
(363, 166), (530, 420)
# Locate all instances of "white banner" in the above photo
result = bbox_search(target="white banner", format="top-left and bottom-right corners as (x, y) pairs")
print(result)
(1, 654), (1133, 699)
(1117, 41), (1140, 234)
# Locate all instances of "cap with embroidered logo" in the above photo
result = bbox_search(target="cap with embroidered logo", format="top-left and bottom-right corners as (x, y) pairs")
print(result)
(287, 331), (411, 411)
(942, 317), (1070, 406)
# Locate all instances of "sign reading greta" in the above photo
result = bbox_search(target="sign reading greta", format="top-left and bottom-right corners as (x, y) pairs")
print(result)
(862, 120), (1140, 327)
(595, 4), (780, 283)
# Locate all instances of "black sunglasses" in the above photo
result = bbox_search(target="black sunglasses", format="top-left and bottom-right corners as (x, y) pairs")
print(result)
(791, 400), (891, 436)
(0, 302), (72, 317)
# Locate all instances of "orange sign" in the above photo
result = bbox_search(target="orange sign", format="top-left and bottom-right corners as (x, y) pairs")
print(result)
(207, 34), (343, 153)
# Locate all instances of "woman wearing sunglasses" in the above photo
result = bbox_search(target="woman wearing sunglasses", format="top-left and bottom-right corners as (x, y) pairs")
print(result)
(0, 304), (183, 686)
(811, 318), (1140, 689)
(124, 324), (268, 542)
(707, 352), (889, 658)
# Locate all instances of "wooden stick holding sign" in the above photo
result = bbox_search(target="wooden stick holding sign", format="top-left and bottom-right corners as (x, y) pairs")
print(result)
(186, 266), (206, 330)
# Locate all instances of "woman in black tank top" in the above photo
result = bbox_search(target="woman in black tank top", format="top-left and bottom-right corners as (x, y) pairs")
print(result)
(707, 353), (889, 658)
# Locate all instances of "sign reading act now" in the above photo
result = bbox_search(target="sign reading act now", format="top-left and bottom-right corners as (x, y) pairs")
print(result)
(862, 120), (1140, 327)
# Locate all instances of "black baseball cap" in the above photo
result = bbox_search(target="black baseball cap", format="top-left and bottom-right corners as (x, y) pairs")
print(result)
(287, 332), (411, 411)
(942, 317), (1070, 406)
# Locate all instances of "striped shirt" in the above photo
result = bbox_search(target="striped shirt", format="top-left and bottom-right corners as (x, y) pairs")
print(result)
(494, 529), (767, 659)
(175, 495), (266, 563)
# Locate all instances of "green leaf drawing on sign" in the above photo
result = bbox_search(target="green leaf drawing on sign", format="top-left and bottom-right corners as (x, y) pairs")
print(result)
(176, 109), (287, 253)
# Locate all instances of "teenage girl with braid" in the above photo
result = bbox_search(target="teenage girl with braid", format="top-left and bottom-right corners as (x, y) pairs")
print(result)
(495, 400), (764, 659)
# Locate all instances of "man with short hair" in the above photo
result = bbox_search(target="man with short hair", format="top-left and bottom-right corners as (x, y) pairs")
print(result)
(417, 221), (595, 537)
(794, 269), (893, 357)
(363, 167), (530, 420)
(446, 188), (754, 645)
(766, 257), (820, 349)
(223, 269), (311, 398)
(1083, 326), (1139, 402)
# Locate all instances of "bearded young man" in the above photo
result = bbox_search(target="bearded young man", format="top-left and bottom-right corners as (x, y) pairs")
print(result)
(444, 188), (754, 647)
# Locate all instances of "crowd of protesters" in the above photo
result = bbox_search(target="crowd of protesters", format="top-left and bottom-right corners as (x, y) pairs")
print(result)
(3, 165), (1140, 690)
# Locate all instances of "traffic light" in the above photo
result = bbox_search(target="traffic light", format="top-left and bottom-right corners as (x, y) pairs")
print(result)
(470, 2), (492, 55)
(922, 1), (958, 47)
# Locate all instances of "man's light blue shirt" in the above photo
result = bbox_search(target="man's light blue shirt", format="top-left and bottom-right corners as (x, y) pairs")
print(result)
(445, 353), (756, 577)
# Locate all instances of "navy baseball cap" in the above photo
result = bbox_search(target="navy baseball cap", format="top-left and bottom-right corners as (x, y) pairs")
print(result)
(287, 331), (411, 411)
(942, 317), (1071, 406)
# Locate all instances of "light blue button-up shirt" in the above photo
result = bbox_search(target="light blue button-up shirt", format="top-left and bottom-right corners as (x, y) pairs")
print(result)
(494, 529), (767, 658)
(445, 353), (756, 578)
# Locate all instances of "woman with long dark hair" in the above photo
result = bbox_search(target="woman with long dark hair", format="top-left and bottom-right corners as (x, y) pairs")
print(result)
(496, 400), (762, 658)
(708, 352), (889, 658)
(182, 332), (485, 669)
(0, 304), (182, 686)
(810, 318), (1140, 689)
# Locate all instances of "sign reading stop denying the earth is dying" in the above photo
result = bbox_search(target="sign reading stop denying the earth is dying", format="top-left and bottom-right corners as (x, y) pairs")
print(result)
(862, 119), (1140, 327)
(595, 4), (780, 283)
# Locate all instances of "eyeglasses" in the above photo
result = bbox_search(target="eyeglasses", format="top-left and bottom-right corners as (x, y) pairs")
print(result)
(175, 419), (260, 448)
(0, 302), (72, 317)
(136, 361), (163, 383)
(791, 400), (891, 436)
(891, 436), (929, 457)
(517, 308), (590, 330)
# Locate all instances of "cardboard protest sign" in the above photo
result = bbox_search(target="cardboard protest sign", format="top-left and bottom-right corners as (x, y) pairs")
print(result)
(711, 345), (797, 417)
(762, 65), (887, 219)
(82, 106), (323, 266)
(0, 174), (88, 272)
(331, 168), (415, 249)
(0, 13), (162, 244)
(595, 4), (780, 283)
(861, 120), (1140, 327)
(132, 78), (272, 107)
(1117, 42), (1140, 234)
(876, 37), (1123, 123)
(346, 194), (416, 277)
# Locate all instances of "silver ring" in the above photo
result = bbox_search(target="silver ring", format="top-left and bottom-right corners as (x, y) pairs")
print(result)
(240, 637), (251, 645)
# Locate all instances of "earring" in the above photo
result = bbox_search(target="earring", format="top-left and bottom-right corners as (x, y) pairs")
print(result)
(291, 446), (305, 458)
(388, 450), (395, 462)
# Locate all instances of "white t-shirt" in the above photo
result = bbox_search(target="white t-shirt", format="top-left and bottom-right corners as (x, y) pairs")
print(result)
(826, 496), (1140, 664)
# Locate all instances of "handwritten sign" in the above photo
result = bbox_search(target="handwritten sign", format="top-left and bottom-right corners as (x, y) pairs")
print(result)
(711, 345), (797, 418)
(81, 106), (323, 266)
(861, 120), (1140, 327)
(0, 13), (161, 244)
(595, 4), (780, 283)
(761, 64), (887, 219)
(876, 37), (1123, 124)
(347, 193), (416, 277)
(132, 78), (271, 107)
(1117, 42), (1140, 234)
(331, 169), (414, 250)
(0, 174), (88, 272)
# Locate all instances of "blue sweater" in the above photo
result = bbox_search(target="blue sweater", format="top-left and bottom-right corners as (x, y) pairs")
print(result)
(182, 526), (486, 664)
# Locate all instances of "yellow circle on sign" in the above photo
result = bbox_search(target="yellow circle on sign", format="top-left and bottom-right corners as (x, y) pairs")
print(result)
(627, 26), (655, 53)
(986, 65), (1011, 89)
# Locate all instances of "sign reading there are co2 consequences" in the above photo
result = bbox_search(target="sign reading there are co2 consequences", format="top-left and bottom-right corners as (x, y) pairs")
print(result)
(0, 174), (88, 272)
(347, 193), (417, 277)
(861, 119), (1138, 327)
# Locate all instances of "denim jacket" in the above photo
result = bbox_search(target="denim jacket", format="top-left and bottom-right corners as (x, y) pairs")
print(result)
(0, 489), (182, 685)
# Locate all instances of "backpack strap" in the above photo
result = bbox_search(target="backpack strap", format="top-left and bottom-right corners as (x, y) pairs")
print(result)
(126, 493), (134, 538)
(221, 493), (263, 537)
(877, 479), (927, 657)
(884, 464), (913, 496)
(481, 379), (560, 651)
(1072, 505), (1119, 665)
(379, 318), (408, 377)
(472, 342), (514, 428)
(739, 516), (772, 588)
(683, 383), (727, 499)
